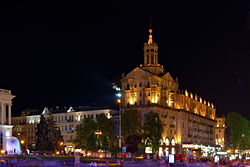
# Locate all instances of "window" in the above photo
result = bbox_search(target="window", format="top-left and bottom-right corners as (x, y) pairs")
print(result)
(148, 92), (150, 96)
(127, 84), (130, 90)
(139, 83), (142, 87)
(140, 92), (142, 96)
(134, 84), (137, 88)
(151, 56), (154, 64)
(151, 49), (154, 52)
(65, 126), (67, 131)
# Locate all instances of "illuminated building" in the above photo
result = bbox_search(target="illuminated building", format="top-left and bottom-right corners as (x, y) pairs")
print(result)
(120, 27), (216, 154)
(215, 116), (226, 148)
(0, 88), (21, 154)
(12, 106), (117, 153)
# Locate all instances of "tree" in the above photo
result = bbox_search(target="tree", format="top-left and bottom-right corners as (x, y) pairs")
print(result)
(121, 109), (142, 154)
(73, 117), (98, 152)
(125, 134), (142, 153)
(74, 115), (116, 155)
(96, 114), (116, 157)
(121, 109), (141, 138)
(85, 131), (99, 152)
(46, 113), (64, 152)
(227, 112), (250, 151)
(35, 114), (64, 153)
(143, 111), (163, 154)
(35, 115), (49, 152)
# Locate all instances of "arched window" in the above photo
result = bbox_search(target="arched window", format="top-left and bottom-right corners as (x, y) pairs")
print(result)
(171, 139), (176, 146)
(165, 138), (170, 146)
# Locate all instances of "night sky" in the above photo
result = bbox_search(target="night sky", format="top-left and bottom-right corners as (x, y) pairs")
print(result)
(0, 1), (249, 117)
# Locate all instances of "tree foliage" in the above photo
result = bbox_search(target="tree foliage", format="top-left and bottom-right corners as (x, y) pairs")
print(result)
(125, 134), (142, 153)
(35, 114), (63, 152)
(35, 115), (49, 152)
(96, 114), (116, 155)
(74, 115), (116, 154)
(74, 117), (97, 150)
(46, 113), (64, 151)
(143, 111), (163, 153)
(121, 109), (142, 153)
(121, 109), (141, 138)
(227, 112), (250, 150)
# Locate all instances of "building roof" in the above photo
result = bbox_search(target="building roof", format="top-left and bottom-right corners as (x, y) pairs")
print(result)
(17, 105), (118, 117)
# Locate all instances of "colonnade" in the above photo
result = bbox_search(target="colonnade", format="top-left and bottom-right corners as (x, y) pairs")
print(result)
(0, 103), (11, 125)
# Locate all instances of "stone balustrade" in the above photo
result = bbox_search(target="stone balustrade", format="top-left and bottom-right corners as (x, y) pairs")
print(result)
(0, 89), (11, 95)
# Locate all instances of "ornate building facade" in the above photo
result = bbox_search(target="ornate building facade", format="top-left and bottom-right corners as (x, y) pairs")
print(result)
(0, 88), (21, 154)
(120, 28), (217, 155)
(12, 106), (118, 153)
(215, 116), (226, 149)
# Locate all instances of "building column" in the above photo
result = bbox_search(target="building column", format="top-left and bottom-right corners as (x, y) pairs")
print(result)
(1, 103), (4, 125)
(2, 104), (6, 125)
(8, 105), (11, 125)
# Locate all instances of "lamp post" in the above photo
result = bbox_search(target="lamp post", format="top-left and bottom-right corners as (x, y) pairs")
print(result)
(20, 140), (25, 154)
(116, 92), (122, 156)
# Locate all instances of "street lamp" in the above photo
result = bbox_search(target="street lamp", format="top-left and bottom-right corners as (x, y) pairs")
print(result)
(20, 140), (25, 154)
(116, 92), (122, 155)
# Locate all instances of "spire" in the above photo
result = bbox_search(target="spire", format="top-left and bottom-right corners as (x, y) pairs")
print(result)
(148, 17), (153, 45)
(148, 28), (153, 45)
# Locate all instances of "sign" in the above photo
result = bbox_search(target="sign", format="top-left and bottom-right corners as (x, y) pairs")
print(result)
(145, 147), (152, 153)
(169, 154), (175, 163)
(182, 144), (195, 149)
(216, 151), (227, 155)
(122, 147), (126, 153)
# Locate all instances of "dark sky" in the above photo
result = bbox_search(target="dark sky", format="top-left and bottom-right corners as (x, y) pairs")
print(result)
(0, 1), (250, 117)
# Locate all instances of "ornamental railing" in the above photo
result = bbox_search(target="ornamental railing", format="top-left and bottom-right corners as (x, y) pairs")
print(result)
(0, 89), (11, 95)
